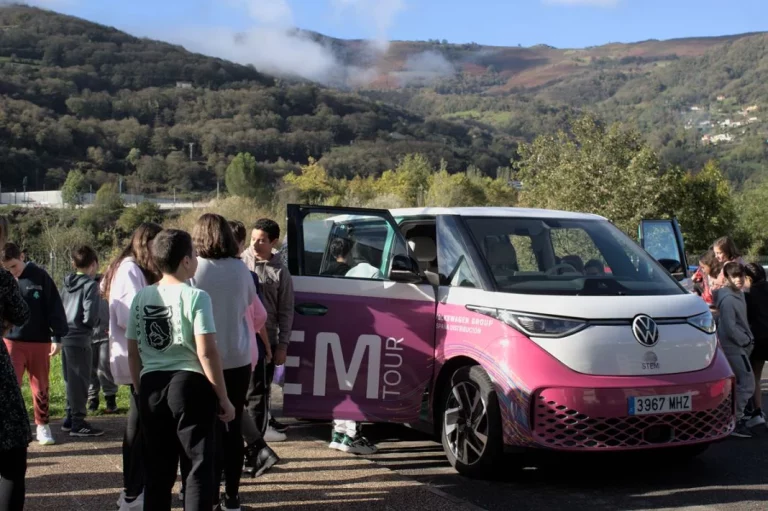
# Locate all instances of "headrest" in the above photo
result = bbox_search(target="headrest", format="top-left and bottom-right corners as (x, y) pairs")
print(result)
(485, 237), (517, 266)
(408, 237), (437, 262)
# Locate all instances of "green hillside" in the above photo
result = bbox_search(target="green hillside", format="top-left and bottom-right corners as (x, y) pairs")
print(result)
(0, 5), (512, 195)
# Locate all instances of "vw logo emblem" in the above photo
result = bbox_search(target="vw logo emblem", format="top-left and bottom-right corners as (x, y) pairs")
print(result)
(632, 315), (659, 347)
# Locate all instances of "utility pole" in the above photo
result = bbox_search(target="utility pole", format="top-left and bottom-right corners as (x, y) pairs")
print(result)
(189, 143), (194, 161)
(216, 180), (220, 201)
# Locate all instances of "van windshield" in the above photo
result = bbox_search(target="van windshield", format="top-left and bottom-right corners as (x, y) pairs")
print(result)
(464, 217), (685, 296)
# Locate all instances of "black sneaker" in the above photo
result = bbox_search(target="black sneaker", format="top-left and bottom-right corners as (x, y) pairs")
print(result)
(731, 419), (753, 438)
(221, 494), (241, 511)
(104, 395), (118, 414)
(61, 416), (72, 432)
(87, 398), (99, 412)
(746, 408), (767, 428)
(70, 422), (105, 437)
(269, 417), (289, 433)
(244, 445), (279, 478)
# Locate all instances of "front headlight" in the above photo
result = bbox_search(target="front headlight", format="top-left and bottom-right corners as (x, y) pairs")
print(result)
(467, 306), (587, 338)
(687, 310), (716, 334)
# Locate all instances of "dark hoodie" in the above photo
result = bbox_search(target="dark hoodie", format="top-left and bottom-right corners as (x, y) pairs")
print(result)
(60, 272), (100, 347)
(716, 285), (754, 350)
(746, 281), (768, 341)
(5, 262), (68, 343)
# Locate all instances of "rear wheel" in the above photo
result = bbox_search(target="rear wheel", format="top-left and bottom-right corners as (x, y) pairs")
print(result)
(440, 365), (504, 477)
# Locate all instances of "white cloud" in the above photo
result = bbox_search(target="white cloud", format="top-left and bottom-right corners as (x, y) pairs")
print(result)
(542, 0), (620, 7)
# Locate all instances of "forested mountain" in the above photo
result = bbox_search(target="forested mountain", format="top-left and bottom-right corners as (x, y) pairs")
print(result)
(0, 4), (766, 196)
(346, 33), (768, 185)
(0, 5), (512, 195)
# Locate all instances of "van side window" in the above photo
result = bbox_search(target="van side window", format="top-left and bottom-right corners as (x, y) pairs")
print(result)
(302, 213), (402, 280)
(437, 219), (479, 288)
(508, 235), (538, 272)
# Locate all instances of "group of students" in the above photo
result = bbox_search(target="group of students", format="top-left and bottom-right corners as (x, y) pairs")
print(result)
(692, 236), (768, 438)
(0, 211), (379, 511)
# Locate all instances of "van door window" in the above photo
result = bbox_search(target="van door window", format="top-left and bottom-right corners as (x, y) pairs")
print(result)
(436, 218), (479, 288)
(302, 213), (403, 280)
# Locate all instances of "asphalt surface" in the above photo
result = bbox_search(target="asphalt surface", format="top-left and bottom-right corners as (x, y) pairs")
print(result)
(24, 384), (767, 511)
(275, 385), (768, 511)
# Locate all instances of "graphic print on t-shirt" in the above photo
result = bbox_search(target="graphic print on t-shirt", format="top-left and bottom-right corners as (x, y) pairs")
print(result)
(143, 305), (174, 351)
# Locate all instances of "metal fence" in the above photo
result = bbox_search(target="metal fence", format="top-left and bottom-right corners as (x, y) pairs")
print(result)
(26, 250), (113, 289)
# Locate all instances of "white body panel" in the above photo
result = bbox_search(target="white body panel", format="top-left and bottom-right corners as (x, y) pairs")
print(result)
(440, 286), (716, 377)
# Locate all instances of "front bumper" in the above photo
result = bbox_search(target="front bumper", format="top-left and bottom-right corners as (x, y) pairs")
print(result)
(531, 378), (733, 450)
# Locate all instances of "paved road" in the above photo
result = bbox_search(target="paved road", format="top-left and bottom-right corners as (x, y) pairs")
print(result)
(276, 387), (768, 511)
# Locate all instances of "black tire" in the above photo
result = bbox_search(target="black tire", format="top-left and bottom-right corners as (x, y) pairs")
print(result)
(439, 365), (504, 478)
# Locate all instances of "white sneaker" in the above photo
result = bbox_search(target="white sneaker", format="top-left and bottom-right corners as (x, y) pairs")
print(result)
(746, 410), (767, 428)
(36, 424), (55, 446)
(117, 492), (143, 511)
(340, 435), (378, 455)
(116, 491), (144, 510)
(263, 426), (287, 442)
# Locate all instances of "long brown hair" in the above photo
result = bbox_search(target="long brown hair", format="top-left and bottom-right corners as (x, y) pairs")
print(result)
(193, 213), (239, 260)
(713, 236), (741, 261)
(102, 222), (163, 299)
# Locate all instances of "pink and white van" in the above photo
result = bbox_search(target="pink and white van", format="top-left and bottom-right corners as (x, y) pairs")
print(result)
(281, 205), (734, 476)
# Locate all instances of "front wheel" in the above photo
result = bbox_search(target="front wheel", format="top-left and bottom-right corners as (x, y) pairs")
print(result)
(440, 365), (504, 478)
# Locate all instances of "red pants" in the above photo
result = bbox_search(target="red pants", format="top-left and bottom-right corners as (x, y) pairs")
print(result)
(3, 339), (50, 425)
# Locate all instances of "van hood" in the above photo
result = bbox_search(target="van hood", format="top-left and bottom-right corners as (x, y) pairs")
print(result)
(448, 288), (716, 377)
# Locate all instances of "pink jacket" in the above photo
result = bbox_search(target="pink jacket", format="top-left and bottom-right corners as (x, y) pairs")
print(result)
(244, 297), (267, 369)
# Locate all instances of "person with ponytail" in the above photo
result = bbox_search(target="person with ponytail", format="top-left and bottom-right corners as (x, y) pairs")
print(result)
(102, 223), (163, 511)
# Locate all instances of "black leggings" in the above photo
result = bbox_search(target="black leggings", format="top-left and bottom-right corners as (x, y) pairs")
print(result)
(215, 365), (251, 502)
(123, 386), (144, 498)
(0, 445), (27, 511)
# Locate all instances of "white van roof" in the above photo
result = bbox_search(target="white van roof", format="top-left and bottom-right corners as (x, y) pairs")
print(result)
(390, 207), (606, 221)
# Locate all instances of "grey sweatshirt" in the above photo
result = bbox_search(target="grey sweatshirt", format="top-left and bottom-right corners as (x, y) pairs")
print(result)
(61, 273), (100, 347)
(716, 286), (754, 349)
(190, 257), (257, 370)
(242, 249), (294, 349)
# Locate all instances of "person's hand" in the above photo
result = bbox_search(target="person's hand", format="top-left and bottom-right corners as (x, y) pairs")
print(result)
(50, 343), (61, 357)
(218, 398), (236, 423)
(273, 345), (287, 366)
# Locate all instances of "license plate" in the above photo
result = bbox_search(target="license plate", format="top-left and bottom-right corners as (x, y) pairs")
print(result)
(628, 393), (692, 415)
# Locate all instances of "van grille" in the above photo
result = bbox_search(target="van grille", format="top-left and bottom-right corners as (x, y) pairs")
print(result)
(533, 391), (733, 450)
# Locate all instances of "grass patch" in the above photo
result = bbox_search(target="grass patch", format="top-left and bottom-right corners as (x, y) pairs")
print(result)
(20, 354), (131, 419)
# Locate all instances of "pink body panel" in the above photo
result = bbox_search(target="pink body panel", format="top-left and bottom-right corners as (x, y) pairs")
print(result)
(283, 291), (435, 423)
(434, 304), (735, 449)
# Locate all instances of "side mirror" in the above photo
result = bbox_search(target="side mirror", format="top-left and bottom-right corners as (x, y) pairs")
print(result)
(390, 254), (423, 284)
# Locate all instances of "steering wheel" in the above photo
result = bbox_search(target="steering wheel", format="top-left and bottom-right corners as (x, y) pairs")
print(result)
(545, 263), (579, 276)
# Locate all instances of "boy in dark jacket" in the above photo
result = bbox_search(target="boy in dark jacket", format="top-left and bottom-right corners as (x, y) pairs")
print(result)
(2, 242), (69, 446)
(60, 246), (104, 437)
(716, 262), (755, 438)
(88, 274), (118, 414)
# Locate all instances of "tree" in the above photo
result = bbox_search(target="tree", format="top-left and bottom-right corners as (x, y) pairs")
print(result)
(375, 154), (435, 207)
(514, 115), (676, 234)
(283, 158), (339, 205)
(669, 160), (738, 254)
(736, 179), (768, 256)
(225, 152), (269, 201)
(94, 182), (125, 218)
(61, 169), (87, 208)
(117, 201), (163, 233)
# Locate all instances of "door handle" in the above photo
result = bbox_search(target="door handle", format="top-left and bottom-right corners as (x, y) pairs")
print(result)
(295, 303), (328, 316)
